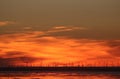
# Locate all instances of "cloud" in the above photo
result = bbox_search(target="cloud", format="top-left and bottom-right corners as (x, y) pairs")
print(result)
(0, 21), (16, 27)
(0, 50), (49, 67)
(106, 40), (120, 47)
(1, 51), (28, 58)
(23, 27), (33, 30)
(0, 56), (46, 67)
(47, 26), (87, 33)
(0, 25), (87, 42)
(105, 40), (120, 57)
(0, 31), (120, 66)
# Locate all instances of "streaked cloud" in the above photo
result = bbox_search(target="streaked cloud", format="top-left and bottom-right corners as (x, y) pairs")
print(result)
(48, 26), (87, 33)
(0, 21), (16, 27)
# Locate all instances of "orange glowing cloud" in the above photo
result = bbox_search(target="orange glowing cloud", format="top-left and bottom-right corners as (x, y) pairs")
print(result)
(0, 21), (16, 26)
(0, 30), (120, 67)
(47, 26), (87, 33)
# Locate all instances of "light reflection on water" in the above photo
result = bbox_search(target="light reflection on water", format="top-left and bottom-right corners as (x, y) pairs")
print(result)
(0, 72), (119, 79)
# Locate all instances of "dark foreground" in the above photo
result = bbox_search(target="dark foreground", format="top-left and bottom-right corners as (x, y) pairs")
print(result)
(0, 67), (120, 72)
(0, 71), (120, 79)
(0, 67), (120, 79)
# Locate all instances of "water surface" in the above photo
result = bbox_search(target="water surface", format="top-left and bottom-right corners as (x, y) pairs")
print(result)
(0, 71), (119, 79)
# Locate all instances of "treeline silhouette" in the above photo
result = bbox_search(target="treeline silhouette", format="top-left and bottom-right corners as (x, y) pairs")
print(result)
(0, 66), (120, 72)
(0, 60), (120, 67)
(0, 61), (120, 72)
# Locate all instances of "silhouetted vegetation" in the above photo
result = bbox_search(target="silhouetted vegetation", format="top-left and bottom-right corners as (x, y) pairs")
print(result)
(0, 66), (120, 72)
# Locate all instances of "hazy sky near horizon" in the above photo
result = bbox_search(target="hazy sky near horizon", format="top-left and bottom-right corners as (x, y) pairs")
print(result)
(0, 0), (120, 66)
(0, 0), (120, 39)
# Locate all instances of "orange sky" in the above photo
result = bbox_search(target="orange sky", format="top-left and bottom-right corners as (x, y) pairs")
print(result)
(0, 0), (120, 67)
(0, 26), (120, 67)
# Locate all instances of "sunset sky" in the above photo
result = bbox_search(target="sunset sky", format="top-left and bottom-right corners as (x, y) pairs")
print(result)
(0, 0), (120, 67)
